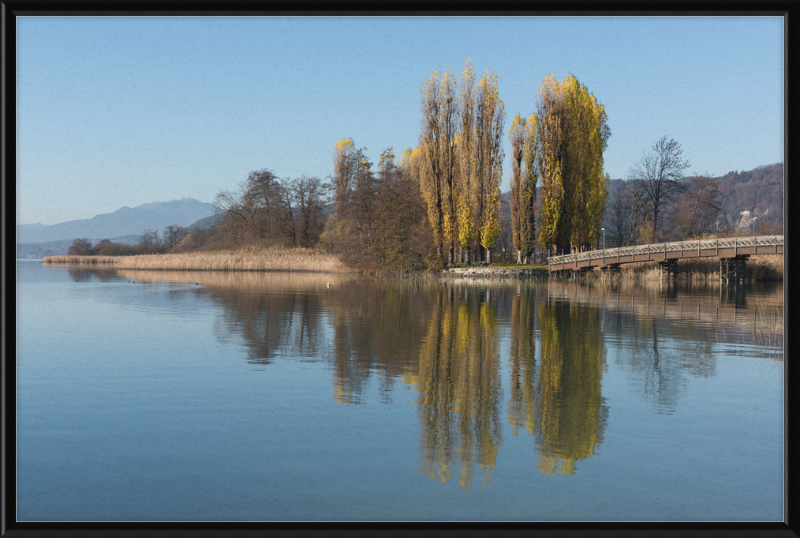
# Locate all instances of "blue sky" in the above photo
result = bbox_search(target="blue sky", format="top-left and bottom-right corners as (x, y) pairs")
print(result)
(16, 16), (783, 225)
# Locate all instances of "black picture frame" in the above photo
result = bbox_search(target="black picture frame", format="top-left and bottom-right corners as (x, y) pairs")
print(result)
(2, 2), (796, 537)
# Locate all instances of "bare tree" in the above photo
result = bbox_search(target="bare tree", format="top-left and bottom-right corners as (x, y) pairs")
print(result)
(246, 169), (282, 238)
(666, 174), (722, 240)
(68, 238), (93, 255)
(214, 183), (260, 243)
(290, 176), (330, 247)
(346, 150), (379, 252)
(628, 136), (690, 243)
(163, 225), (189, 251)
(139, 229), (161, 253)
(277, 181), (298, 246)
(606, 180), (648, 247)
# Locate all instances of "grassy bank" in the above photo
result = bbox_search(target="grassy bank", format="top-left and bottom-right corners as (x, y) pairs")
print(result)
(42, 246), (351, 273)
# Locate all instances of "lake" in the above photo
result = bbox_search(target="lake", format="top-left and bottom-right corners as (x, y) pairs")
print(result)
(15, 260), (784, 522)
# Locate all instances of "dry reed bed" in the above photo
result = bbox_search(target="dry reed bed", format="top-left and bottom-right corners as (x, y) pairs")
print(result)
(41, 255), (120, 265)
(118, 269), (354, 290)
(43, 246), (351, 273)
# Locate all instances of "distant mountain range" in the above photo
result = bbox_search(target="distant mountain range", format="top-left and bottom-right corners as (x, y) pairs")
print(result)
(17, 198), (217, 245)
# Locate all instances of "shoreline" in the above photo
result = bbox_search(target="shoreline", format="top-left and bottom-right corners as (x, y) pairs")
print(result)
(40, 250), (783, 282)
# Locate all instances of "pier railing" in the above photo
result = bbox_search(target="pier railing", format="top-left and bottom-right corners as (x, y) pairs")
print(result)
(548, 235), (783, 270)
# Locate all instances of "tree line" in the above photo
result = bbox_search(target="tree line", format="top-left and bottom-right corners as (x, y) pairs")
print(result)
(68, 59), (754, 269)
(398, 61), (610, 265)
(67, 225), (194, 256)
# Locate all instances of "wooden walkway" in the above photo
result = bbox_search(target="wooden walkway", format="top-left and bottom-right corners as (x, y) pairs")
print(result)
(548, 235), (783, 272)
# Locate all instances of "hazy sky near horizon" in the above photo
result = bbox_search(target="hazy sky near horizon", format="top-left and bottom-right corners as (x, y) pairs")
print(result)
(17, 16), (783, 225)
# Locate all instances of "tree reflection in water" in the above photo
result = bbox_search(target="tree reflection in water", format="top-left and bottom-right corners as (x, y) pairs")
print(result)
(507, 288), (537, 438)
(112, 270), (780, 485)
(326, 279), (432, 405)
(412, 287), (503, 490)
(533, 297), (608, 475)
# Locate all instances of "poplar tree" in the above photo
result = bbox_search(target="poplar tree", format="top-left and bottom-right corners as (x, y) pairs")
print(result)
(536, 74), (569, 254)
(419, 70), (444, 257)
(563, 75), (610, 251)
(535, 73), (609, 255)
(439, 70), (459, 265)
(333, 137), (355, 212)
(456, 59), (477, 264)
(520, 113), (539, 262)
(508, 112), (539, 265)
(473, 71), (505, 265)
(509, 114), (527, 264)
(418, 60), (505, 265)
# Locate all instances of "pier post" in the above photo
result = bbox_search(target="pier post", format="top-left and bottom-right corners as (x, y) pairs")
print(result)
(658, 260), (678, 280)
(719, 255), (749, 283)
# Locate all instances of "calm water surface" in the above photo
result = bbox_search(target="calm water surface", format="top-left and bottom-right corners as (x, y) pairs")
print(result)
(16, 260), (784, 521)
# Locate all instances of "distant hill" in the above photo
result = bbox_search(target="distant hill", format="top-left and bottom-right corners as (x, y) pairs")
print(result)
(715, 163), (783, 229)
(17, 198), (217, 244)
(187, 213), (220, 231)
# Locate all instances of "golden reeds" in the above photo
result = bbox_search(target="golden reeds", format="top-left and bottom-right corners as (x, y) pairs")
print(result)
(117, 269), (354, 290)
(42, 246), (351, 273)
(41, 255), (120, 265)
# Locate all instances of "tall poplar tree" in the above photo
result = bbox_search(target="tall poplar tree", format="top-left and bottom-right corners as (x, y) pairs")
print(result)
(439, 70), (460, 265)
(536, 73), (609, 255)
(509, 114), (527, 264)
(473, 71), (505, 264)
(563, 75), (610, 251)
(457, 59), (477, 264)
(508, 112), (539, 264)
(520, 113), (539, 262)
(536, 74), (569, 254)
(419, 70), (444, 257)
(418, 60), (505, 265)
